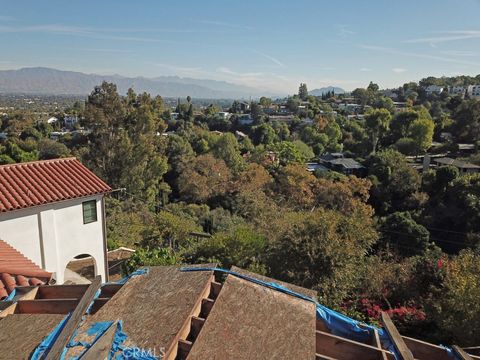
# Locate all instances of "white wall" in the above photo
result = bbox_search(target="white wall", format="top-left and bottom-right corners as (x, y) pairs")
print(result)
(0, 195), (107, 284)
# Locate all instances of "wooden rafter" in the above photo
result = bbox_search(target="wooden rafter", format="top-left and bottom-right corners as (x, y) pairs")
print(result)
(45, 275), (102, 360)
(453, 345), (474, 360)
(381, 312), (415, 360)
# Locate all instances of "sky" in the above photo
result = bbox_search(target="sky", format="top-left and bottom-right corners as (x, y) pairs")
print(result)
(0, 0), (480, 93)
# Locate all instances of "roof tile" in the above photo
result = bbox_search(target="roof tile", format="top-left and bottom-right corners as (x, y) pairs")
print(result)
(0, 240), (52, 299)
(0, 158), (111, 213)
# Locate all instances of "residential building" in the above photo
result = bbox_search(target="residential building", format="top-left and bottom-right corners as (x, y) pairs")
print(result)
(448, 86), (466, 97)
(425, 85), (444, 96)
(47, 116), (58, 124)
(434, 157), (480, 173)
(64, 115), (79, 129)
(319, 153), (366, 176)
(467, 85), (480, 98)
(0, 158), (111, 284)
(217, 111), (231, 120)
(238, 114), (254, 125)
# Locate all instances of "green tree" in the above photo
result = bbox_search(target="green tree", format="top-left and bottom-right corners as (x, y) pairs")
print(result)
(380, 212), (432, 257)
(365, 109), (392, 153)
(211, 133), (245, 172)
(298, 83), (308, 101)
(266, 208), (378, 305)
(38, 139), (70, 160)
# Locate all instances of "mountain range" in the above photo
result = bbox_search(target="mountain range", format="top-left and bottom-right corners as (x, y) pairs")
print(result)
(309, 86), (345, 96)
(0, 67), (274, 99)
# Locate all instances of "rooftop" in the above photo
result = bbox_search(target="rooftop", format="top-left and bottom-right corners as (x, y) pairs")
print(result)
(0, 240), (52, 299)
(434, 157), (480, 169)
(0, 265), (476, 360)
(0, 158), (111, 213)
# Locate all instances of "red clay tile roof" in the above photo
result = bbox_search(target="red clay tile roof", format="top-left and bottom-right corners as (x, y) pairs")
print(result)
(0, 240), (52, 299)
(0, 158), (111, 213)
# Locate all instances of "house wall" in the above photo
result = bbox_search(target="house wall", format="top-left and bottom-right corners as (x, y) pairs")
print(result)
(0, 195), (107, 284)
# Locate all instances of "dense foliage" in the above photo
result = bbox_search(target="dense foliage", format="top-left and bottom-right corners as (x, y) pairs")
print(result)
(2, 75), (480, 346)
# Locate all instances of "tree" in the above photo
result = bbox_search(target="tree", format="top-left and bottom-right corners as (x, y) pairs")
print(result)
(452, 99), (480, 142)
(409, 117), (435, 152)
(266, 208), (378, 305)
(259, 97), (272, 108)
(183, 225), (266, 271)
(38, 139), (70, 160)
(380, 212), (432, 257)
(177, 154), (232, 203)
(298, 83), (308, 101)
(366, 149), (423, 214)
(211, 133), (245, 173)
(251, 123), (277, 145)
(365, 109), (392, 153)
(430, 249), (480, 346)
(83, 83), (168, 207)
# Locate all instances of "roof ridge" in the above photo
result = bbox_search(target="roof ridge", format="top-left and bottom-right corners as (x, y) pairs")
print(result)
(0, 157), (78, 169)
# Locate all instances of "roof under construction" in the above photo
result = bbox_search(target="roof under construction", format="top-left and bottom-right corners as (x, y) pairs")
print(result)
(0, 265), (477, 360)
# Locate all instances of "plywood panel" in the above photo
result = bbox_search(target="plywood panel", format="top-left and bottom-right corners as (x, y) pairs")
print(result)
(0, 314), (65, 360)
(67, 266), (214, 358)
(230, 266), (318, 299)
(187, 275), (316, 359)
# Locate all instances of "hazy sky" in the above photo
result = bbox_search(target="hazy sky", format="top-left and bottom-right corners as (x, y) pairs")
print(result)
(1, 0), (480, 93)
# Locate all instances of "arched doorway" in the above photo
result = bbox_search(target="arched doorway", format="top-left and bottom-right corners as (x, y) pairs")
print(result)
(64, 254), (97, 284)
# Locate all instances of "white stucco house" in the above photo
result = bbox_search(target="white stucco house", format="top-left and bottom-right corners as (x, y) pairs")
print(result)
(0, 158), (111, 284)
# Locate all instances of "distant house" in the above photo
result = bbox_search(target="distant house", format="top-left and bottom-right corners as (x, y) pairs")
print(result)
(467, 85), (480, 98)
(457, 143), (476, 154)
(0, 158), (112, 284)
(64, 115), (79, 129)
(238, 114), (254, 126)
(448, 86), (466, 97)
(306, 162), (328, 173)
(170, 112), (179, 120)
(47, 116), (58, 124)
(328, 158), (366, 176)
(217, 112), (231, 120)
(425, 85), (444, 96)
(434, 157), (480, 173)
(320, 153), (365, 176)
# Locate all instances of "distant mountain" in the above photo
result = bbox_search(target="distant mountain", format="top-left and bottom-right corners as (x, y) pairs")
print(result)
(0, 67), (272, 99)
(309, 86), (345, 96)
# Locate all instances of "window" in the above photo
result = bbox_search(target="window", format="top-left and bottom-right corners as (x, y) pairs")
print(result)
(82, 200), (97, 224)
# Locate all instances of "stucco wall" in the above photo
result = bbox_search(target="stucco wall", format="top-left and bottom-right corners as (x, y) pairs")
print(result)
(0, 195), (107, 283)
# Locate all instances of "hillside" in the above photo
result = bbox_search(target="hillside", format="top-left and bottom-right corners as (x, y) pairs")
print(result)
(0, 67), (270, 99)
(309, 86), (345, 96)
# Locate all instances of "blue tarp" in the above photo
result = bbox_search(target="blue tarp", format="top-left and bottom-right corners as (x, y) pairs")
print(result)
(31, 314), (70, 360)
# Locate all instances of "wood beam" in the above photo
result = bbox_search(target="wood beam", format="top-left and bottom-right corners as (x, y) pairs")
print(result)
(381, 312), (414, 360)
(37, 284), (89, 299)
(0, 302), (17, 317)
(177, 339), (193, 359)
(188, 316), (205, 341)
(200, 298), (214, 318)
(99, 284), (123, 298)
(15, 299), (79, 314)
(88, 298), (110, 315)
(316, 330), (395, 360)
(81, 321), (118, 360)
(372, 329), (389, 360)
(164, 273), (214, 360)
(209, 281), (222, 300)
(453, 345), (474, 360)
(45, 275), (102, 360)
(402, 336), (451, 360)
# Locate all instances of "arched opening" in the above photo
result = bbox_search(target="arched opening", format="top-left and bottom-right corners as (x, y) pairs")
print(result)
(64, 254), (97, 284)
